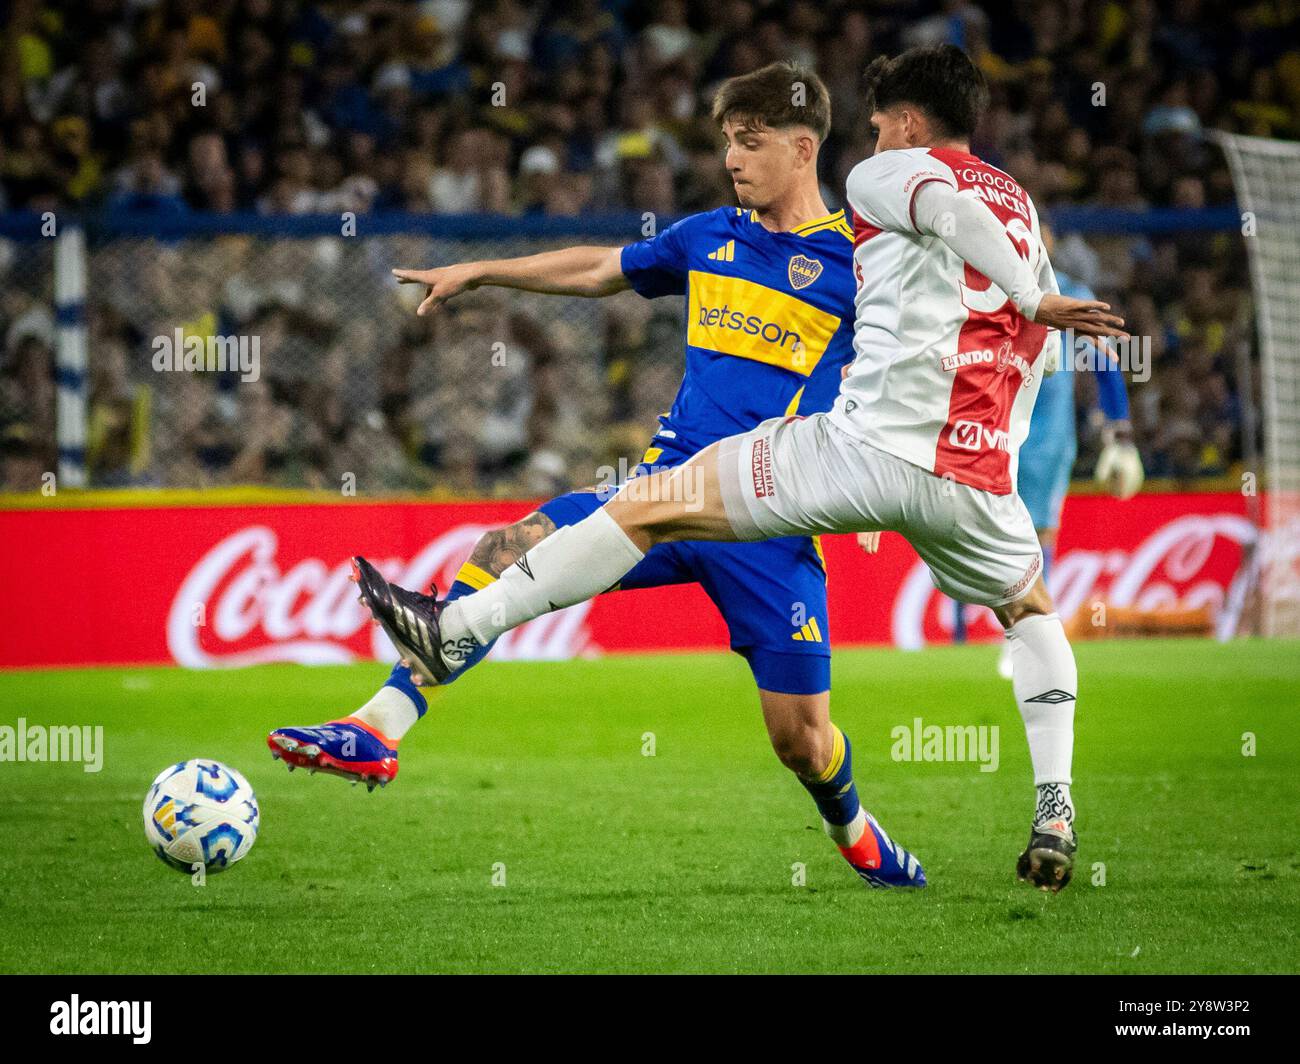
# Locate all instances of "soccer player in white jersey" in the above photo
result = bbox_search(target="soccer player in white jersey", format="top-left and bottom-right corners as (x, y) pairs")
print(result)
(353, 44), (1128, 892)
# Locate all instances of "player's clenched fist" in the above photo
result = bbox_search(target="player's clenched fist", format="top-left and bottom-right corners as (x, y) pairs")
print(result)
(392, 263), (481, 316)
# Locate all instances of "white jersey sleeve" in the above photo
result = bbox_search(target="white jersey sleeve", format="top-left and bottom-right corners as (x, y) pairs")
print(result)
(845, 147), (957, 235)
(911, 179), (1046, 319)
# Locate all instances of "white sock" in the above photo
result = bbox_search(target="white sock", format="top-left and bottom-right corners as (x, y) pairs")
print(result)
(823, 807), (866, 847)
(1007, 613), (1077, 820)
(438, 507), (644, 669)
(352, 684), (420, 742)
(1034, 782), (1074, 832)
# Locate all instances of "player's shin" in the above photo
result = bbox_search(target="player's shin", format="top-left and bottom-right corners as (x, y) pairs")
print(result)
(798, 721), (927, 887)
(1007, 612), (1077, 831)
(437, 506), (645, 670)
(353, 662), (427, 742)
(799, 723), (865, 845)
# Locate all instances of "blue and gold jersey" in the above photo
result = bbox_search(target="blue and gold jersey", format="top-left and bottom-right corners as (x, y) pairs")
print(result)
(620, 205), (856, 459)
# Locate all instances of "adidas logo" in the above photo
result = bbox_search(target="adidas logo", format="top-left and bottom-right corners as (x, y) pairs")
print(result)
(706, 240), (735, 262)
(392, 602), (434, 657)
(791, 617), (823, 642)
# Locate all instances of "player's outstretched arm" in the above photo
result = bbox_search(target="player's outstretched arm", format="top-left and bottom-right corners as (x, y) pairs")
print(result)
(392, 245), (628, 316)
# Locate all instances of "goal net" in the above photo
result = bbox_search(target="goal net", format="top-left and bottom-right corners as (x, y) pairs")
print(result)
(1215, 132), (1300, 637)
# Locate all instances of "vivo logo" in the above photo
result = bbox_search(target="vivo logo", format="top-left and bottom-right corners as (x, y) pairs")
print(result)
(949, 420), (1010, 453)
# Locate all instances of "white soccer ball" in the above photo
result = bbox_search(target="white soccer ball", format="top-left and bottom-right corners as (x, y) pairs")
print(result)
(142, 759), (260, 873)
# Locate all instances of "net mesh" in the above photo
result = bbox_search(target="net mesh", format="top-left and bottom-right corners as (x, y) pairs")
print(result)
(1216, 132), (1300, 636)
(0, 236), (57, 485)
(0, 217), (1261, 513)
(21, 231), (687, 497)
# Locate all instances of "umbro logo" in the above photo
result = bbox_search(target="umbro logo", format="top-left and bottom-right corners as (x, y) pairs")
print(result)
(1024, 689), (1076, 704)
(515, 555), (534, 580)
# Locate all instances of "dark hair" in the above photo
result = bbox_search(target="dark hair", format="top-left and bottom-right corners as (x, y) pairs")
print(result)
(711, 61), (832, 142)
(862, 44), (988, 140)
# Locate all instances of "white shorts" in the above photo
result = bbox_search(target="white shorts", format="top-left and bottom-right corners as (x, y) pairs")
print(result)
(716, 413), (1043, 608)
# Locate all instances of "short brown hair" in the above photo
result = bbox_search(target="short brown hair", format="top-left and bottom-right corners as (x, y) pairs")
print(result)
(711, 61), (831, 142)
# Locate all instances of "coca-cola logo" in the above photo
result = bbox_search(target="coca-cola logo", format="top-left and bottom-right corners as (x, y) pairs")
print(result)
(167, 525), (593, 668)
(890, 513), (1255, 649)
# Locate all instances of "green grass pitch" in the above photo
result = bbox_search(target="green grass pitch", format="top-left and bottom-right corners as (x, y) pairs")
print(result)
(0, 638), (1296, 974)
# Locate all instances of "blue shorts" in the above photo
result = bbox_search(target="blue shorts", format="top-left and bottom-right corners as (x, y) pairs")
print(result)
(539, 485), (831, 696)
(1017, 441), (1075, 532)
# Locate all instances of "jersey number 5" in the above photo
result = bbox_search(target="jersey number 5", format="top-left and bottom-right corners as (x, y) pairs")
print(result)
(958, 216), (1036, 314)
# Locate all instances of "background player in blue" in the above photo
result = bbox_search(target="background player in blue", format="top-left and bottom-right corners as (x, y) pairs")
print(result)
(270, 63), (926, 888)
(999, 227), (1143, 677)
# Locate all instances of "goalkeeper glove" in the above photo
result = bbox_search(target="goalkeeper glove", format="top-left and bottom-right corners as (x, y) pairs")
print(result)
(1094, 421), (1144, 499)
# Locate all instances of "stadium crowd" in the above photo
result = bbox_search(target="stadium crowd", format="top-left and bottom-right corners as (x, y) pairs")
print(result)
(1, 0), (1296, 493)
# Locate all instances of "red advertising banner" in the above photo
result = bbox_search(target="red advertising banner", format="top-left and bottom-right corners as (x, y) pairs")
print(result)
(0, 491), (1253, 669)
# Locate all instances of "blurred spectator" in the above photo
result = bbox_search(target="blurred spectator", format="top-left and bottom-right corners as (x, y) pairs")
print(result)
(0, 0), (1295, 493)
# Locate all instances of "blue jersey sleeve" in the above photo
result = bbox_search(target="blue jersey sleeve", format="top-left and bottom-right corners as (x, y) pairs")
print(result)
(1058, 272), (1129, 421)
(620, 213), (706, 298)
(1094, 345), (1130, 421)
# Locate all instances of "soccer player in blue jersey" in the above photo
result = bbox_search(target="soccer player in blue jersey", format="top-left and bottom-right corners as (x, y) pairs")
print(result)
(999, 232), (1143, 676)
(270, 63), (926, 888)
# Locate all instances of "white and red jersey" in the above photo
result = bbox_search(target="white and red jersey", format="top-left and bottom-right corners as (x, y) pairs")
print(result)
(830, 146), (1057, 495)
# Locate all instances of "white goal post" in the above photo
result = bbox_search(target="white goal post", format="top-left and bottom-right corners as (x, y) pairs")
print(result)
(1214, 132), (1300, 637)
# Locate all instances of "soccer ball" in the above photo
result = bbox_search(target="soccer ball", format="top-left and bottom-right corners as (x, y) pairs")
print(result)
(142, 759), (260, 873)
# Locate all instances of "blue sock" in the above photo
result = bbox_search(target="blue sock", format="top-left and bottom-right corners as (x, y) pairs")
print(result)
(383, 661), (428, 718)
(799, 725), (861, 827)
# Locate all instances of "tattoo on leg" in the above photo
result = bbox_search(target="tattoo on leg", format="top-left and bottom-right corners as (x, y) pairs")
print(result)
(467, 511), (557, 577)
